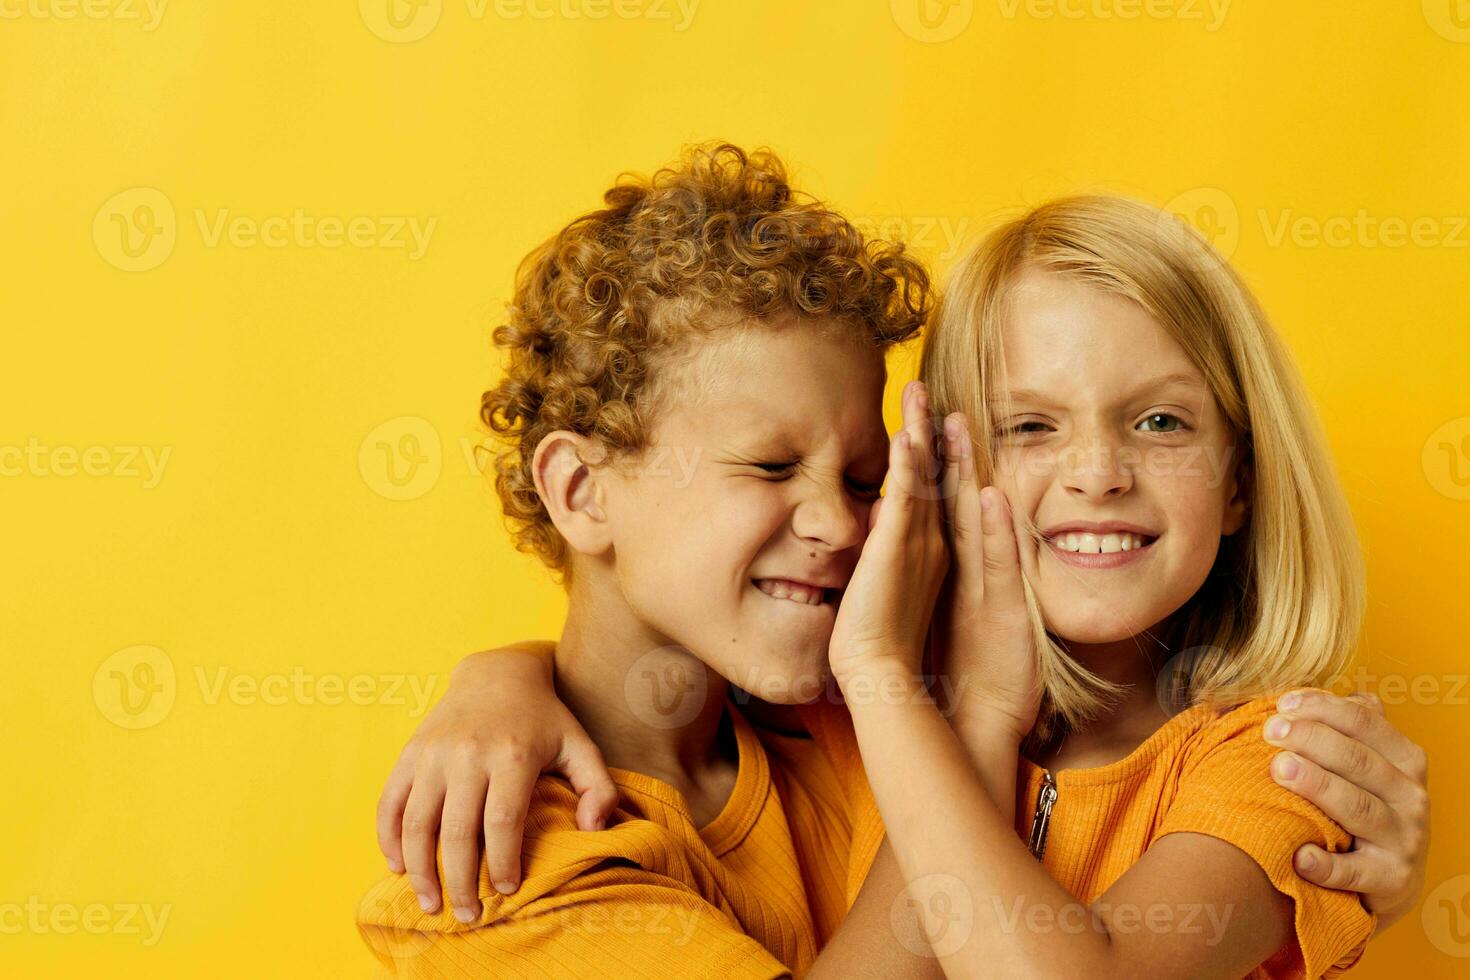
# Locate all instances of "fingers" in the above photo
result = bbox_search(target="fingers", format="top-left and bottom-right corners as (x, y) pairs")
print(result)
(441, 774), (491, 922)
(562, 734), (620, 832)
(1263, 707), (1408, 813)
(376, 753), (416, 873)
(401, 778), (448, 913)
(482, 762), (536, 900)
(1278, 689), (1427, 783)
(1292, 842), (1409, 901)
(978, 486), (1025, 617)
(1268, 749), (1394, 844)
(940, 414), (980, 549)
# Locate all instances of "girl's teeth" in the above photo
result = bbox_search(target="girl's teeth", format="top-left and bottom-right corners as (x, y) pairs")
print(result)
(1053, 532), (1149, 554)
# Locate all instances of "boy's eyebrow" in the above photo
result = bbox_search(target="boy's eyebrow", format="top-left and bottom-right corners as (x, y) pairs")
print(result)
(1001, 372), (1207, 408)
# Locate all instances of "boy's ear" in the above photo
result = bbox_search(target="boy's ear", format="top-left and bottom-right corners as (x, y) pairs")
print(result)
(1221, 447), (1252, 537)
(531, 431), (613, 557)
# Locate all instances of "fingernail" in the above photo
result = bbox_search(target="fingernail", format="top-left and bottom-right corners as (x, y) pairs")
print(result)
(1264, 716), (1291, 741)
(979, 488), (993, 512)
(1272, 753), (1301, 781)
(453, 906), (477, 924)
(387, 857), (404, 873)
(1295, 849), (1317, 873)
(418, 893), (436, 912)
(494, 880), (517, 895)
(1278, 691), (1301, 712)
(944, 416), (960, 441)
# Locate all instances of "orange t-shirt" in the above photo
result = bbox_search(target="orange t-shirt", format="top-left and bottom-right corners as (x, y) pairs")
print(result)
(357, 700), (883, 979)
(1014, 695), (1375, 979)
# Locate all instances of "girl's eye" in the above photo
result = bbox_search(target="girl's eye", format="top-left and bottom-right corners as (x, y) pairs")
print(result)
(999, 420), (1051, 437)
(846, 477), (883, 499)
(755, 462), (797, 476)
(1138, 413), (1187, 433)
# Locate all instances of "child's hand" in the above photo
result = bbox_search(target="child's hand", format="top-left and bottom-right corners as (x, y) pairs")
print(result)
(827, 381), (949, 685)
(376, 644), (619, 922)
(1262, 688), (1430, 933)
(929, 414), (1043, 744)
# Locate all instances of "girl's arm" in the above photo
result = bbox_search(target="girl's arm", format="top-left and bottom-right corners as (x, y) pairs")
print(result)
(375, 642), (619, 921)
(828, 395), (1316, 978)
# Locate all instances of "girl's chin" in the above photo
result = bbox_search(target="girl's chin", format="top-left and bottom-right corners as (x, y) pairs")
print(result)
(1042, 609), (1170, 647)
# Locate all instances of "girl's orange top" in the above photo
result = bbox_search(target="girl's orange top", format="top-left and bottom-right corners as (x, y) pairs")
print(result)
(357, 700), (884, 979)
(1015, 695), (1375, 978)
(358, 694), (1373, 979)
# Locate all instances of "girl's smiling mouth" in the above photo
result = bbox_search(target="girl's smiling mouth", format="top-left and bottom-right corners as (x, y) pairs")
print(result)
(1042, 521), (1160, 569)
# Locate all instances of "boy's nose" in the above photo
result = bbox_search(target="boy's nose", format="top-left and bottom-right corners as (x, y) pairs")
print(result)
(791, 483), (866, 552)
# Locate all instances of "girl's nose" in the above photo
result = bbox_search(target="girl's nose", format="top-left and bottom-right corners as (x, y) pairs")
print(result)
(1058, 436), (1134, 501)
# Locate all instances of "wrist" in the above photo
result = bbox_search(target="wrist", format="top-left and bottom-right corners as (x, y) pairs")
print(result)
(452, 643), (555, 687)
(832, 657), (931, 710)
(948, 701), (1032, 752)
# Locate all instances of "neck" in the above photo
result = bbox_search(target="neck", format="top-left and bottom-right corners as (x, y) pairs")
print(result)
(554, 569), (733, 787)
(1049, 621), (1177, 754)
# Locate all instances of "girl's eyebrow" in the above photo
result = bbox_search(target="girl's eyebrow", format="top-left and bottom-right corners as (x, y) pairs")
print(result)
(1002, 372), (1206, 407)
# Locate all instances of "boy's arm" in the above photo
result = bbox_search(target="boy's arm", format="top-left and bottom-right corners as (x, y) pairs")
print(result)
(376, 642), (619, 922)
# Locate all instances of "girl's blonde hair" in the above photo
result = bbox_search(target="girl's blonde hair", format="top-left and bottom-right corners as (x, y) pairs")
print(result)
(920, 195), (1364, 738)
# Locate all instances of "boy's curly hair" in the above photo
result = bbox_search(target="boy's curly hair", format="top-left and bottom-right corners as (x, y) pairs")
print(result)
(482, 142), (934, 575)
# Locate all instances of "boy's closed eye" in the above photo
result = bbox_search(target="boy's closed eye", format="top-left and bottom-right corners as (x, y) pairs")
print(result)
(744, 460), (884, 500)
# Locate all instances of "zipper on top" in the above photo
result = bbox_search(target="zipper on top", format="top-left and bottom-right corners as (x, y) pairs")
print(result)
(1026, 770), (1057, 859)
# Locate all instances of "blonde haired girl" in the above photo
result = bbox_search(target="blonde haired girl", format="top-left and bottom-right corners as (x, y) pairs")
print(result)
(827, 194), (1427, 977)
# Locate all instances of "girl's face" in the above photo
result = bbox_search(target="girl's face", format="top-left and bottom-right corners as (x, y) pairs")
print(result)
(992, 268), (1249, 646)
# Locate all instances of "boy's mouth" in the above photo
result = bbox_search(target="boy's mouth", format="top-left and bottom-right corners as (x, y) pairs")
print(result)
(753, 578), (842, 607)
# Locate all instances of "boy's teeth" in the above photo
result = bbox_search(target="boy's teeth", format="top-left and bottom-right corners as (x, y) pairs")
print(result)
(1052, 532), (1149, 554)
(756, 578), (825, 606)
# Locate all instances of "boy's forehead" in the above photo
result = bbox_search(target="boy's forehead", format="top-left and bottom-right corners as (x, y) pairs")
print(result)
(652, 320), (887, 438)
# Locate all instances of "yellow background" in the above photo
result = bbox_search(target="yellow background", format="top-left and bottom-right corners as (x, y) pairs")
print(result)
(4, 1), (1469, 975)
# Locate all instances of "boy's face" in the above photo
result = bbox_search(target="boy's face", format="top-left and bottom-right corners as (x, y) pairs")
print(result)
(599, 320), (889, 703)
(992, 268), (1248, 647)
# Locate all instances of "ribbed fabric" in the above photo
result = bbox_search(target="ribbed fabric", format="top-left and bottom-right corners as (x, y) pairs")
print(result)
(357, 700), (883, 979)
(1014, 695), (1375, 979)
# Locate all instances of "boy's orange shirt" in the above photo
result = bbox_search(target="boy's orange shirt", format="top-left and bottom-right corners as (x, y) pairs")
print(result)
(357, 699), (884, 979)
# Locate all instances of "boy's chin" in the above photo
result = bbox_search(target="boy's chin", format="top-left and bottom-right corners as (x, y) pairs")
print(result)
(717, 647), (832, 705)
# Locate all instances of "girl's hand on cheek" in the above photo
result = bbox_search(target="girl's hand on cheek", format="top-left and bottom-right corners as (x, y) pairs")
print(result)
(931, 419), (1042, 744)
(828, 381), (948, 687)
